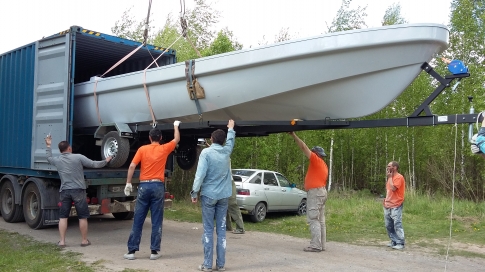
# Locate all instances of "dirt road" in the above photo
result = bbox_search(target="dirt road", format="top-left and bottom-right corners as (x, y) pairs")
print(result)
(1, 215), (484, 272)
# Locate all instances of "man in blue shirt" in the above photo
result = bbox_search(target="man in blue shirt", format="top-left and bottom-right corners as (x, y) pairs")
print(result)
(191, 120), (235, 272)
(471, 117), (485, 158)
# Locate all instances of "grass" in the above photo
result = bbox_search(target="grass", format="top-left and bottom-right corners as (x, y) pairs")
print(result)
(165, 190), (485, 258)
(0, 230), (97, 272)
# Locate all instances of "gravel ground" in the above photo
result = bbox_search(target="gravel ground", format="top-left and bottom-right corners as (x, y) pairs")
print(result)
(1, 215), (484, 272)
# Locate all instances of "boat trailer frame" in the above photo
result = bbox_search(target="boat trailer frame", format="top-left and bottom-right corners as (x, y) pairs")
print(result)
(146, 62), (476, 138)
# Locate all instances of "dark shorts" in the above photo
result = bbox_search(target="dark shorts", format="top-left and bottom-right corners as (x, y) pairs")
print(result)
(59, 189), (90, 219)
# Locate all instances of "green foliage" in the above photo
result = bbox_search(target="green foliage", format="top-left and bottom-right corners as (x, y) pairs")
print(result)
(111, 7), (154, 43)
(201, 28), (242, 57)
(327, 0), (368, 33)
(0, 230), (97, 271)
(381, 3), (408, 26)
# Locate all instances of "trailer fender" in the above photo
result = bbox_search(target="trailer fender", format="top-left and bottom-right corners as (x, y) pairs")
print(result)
(22, 177), (60, 209)
(94, 123), (133, 141)
(0, 175), (23, 205)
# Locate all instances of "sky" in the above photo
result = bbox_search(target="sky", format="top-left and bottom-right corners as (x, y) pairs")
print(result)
(0, 0), (451, 54)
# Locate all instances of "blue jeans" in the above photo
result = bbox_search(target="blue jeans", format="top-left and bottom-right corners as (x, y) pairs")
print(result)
(201, 195), (229, 268)
(384, 204), (405, 246)
(127, 182), (165, 252)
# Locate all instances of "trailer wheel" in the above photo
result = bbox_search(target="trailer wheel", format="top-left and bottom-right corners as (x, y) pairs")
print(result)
(23, 183), (45, 229)
(0, 178), (24, 223)
(112, 212), (134, 220)
(102, 131), (130, 168)
(176, 143), (197, 170)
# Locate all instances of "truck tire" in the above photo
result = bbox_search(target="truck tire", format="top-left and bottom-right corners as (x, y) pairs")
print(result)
(0, 178), (25, 223)
(101, 131), (130, 168)
(22, 183), (45, 229)
(112, 211), (134, 220)
(250, 202), (267, 223)
(176, 143), (197, 170)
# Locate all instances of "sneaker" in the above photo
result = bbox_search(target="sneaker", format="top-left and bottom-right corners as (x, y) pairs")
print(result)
(387, 242), (394, 247)
(217, 267), (226, 271)
(232, 229), (245, 234)
(198, 264), (212, 271)
(391, 244), (404, 250)
(150, 253), (161, 260)
(303, 246), (322, 252)
(123, 253), (135, 260)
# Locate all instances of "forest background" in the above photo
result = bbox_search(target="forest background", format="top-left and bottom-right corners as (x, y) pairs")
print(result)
(112, 0), (485, 201)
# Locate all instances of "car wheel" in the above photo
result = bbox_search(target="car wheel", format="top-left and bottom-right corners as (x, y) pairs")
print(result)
(297, 199), (307, 216)
(250, 202), (267, 223)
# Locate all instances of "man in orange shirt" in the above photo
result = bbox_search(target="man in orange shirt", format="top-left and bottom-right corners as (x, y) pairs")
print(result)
(383, 161), (405, 250)
(123, 121), (181, 260)
(289, 132), (328, 252)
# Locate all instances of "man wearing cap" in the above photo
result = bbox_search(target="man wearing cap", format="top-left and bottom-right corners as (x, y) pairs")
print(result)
(289, 132), (328, 252)
(123, 121), (181, 260)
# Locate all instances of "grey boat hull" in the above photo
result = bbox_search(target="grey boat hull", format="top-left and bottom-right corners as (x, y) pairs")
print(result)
(74, 23), (449, 128)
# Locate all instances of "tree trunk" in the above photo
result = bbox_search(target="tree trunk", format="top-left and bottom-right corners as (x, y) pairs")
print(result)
(341, 138), (344, 191)
(328, 137), (334, 191)
(351, 147), (354, 190)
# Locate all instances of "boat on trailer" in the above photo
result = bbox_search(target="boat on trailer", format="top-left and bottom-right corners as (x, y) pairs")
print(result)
(73, 23), (449, 129)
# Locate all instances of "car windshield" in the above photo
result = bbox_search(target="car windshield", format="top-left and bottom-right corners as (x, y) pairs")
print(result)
(232, 170), (256, 177)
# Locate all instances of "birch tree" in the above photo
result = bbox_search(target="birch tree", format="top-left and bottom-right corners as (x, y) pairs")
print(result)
(381, 3), (407, 26)
(327, 0), (368, 33)
(325, 0), (368, 191)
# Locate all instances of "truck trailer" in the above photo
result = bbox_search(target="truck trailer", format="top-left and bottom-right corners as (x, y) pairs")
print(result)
(0, 26), (178, 229)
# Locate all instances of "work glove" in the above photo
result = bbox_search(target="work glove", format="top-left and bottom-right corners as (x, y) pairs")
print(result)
(471, 144), (480, 154)
(124, 183), (133, 196)
(174, 120), (181, 127)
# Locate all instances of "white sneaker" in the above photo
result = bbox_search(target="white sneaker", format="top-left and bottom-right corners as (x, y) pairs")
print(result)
(391, 244), (404, 250)
(150, 253), (161, 260)
(124, 253), (135, 260)
(198, 264), (213, 271)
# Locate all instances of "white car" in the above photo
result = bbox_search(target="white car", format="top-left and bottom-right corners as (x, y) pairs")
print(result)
(232, 169), (307, 222)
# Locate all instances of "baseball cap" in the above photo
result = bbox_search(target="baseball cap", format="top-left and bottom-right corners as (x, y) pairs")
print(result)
(311, 146), (326, 158)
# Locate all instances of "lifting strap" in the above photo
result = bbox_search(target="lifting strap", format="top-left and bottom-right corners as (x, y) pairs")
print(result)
(142, 35), (184, 127)
(179, 0), (202, 58)
(92, 0), (153, 125)
(185, 59), (205, 121)
(92, 44), (144, 125)
(143, 0), (153, 45)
